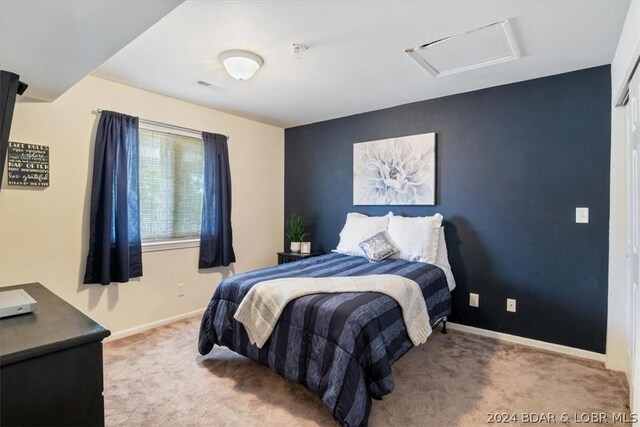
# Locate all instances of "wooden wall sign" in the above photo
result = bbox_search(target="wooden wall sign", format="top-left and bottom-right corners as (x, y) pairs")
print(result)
(7, 142), (49, 187)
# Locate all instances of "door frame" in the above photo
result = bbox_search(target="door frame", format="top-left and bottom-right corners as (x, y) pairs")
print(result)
(625, 61), (640, 423)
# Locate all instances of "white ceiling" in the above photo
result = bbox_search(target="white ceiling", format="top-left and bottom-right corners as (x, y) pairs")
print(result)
(4, 1), (630, 127)
(0, 0), (183, 101)
(93, 0), (630, 128)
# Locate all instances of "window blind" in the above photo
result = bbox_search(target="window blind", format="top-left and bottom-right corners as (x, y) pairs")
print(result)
(139, 128), (204, 242)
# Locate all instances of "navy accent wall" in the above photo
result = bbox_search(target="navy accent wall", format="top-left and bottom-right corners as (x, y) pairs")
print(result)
(284, 66), (611, 353)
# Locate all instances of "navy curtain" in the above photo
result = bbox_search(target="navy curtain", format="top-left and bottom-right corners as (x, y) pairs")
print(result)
(199, 132), (235, 268)
(84, 111), (142, 285)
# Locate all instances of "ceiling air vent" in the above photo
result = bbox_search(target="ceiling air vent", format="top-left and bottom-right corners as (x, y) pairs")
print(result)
(405, 20), (520, 78)
(197, 80), (225, 92)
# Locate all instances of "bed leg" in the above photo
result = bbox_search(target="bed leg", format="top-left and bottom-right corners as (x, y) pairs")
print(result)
(441, 318), (448, 334)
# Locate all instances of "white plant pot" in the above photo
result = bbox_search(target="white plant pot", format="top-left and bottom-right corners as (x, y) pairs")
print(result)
(300, 242), (311, 254)
(290, 242), (301, 253)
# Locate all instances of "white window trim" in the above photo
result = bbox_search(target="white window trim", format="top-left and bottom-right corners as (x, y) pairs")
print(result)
(139, 121), (202, 139)
(142, 238), (200, 253)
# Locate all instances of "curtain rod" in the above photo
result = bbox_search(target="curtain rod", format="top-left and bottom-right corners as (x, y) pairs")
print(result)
(94, 109), (230, 140)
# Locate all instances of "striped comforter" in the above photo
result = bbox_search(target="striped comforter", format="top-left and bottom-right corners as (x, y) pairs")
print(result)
(198, 253), (451, 426)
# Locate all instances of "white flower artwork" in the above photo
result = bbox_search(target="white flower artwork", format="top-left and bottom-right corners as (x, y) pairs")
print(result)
(353, 133), (436, 205)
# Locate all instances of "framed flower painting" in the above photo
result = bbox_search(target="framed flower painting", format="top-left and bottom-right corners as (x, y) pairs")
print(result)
(353, 133), (436, 205)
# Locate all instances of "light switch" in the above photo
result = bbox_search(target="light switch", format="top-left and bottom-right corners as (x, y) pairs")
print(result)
(576, 207), (589, 224)
(469, 293), (479, 307)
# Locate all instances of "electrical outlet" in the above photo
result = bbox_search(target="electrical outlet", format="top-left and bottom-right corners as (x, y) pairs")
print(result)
(507, 298), (516, 312)
(177, 283), (185, 297)
(469, 293), (479, 307)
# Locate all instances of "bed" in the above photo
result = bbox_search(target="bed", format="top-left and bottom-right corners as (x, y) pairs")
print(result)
(198, 252), (452, 426)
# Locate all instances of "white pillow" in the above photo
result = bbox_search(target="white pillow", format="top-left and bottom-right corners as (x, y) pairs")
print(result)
(387, 213), (443, 263)
(335, 212), (391, 256)
(434, 227), (456, 291)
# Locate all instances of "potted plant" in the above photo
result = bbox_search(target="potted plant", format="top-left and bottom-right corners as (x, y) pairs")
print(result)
(286, 212), (309, 253)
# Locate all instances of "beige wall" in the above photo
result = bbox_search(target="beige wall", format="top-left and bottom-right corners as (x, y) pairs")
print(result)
(0, 76), (284, 337)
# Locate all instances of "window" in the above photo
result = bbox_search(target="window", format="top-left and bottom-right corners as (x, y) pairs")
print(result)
(139, 127), (204, 245)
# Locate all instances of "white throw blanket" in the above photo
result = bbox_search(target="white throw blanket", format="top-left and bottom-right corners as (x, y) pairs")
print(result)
(234, 274), (432, 348)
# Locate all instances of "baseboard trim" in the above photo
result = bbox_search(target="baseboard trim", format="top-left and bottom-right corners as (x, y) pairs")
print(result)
(104, 312), (607, 363)
(446, 322), (606, 363)
(105, 308), (205, 342)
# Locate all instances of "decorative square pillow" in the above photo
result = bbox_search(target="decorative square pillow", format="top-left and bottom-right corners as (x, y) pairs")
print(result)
(387, 213), (443, 264)
(334, 212), (392, 257)
(359, 231), (399, 262)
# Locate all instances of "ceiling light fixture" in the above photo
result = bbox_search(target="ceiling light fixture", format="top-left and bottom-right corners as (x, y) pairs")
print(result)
(219, 50), (264, 81)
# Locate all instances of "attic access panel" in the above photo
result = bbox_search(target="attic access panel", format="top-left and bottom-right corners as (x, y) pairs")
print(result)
(406, 20), (520, 77)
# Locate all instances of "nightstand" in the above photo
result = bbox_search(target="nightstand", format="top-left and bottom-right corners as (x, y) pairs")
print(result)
(277, 251), (323, 265)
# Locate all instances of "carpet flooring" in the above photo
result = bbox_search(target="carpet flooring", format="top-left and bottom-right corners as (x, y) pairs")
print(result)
(103, 316), (629, 426)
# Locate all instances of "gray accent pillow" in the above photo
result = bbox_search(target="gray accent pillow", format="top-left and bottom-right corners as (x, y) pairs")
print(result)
(359, 231), (399, 262)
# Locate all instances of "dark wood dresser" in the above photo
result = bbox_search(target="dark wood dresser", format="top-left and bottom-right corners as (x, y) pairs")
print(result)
(0, 282), (111, 426)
